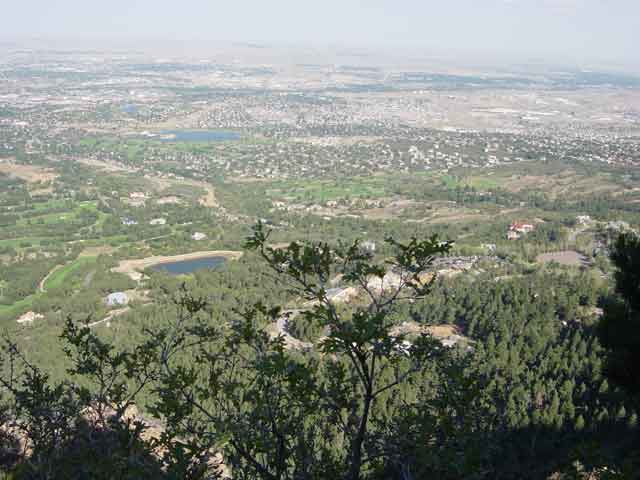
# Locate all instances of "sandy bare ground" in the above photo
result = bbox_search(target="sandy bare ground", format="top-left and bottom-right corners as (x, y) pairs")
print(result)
(112, 250), (243, 280)
(80, 245), (116, 257)
(76, 158), (137, 173)
(186, 180), (218, 207)
(0, 161), (58, 184)
(266, 310), (314, 351)
(536, 250), (589, 267)
(391, 322), (461, 339)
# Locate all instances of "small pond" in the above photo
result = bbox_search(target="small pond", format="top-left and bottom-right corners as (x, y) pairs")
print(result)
(159, 130), (240, 142)
(150, 256), (226, 275)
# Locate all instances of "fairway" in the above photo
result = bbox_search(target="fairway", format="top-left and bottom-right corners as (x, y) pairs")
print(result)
(42, 257), (97, 291)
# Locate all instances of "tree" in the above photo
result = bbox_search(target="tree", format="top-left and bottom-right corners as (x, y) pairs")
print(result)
(574, 414), (585, 431)
(598, 232), (640, 394)
(0, 325), (165, 479)
(147, 223), (453, 479)
(1, 223), (452, 479)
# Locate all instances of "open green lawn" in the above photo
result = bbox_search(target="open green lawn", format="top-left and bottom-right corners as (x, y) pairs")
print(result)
(440, 174), (501, 191)
(43, 256), (96, 291)
(463, 176), (502, 190)
(30, 199), (71, 211)
(8, 200), (97, 227)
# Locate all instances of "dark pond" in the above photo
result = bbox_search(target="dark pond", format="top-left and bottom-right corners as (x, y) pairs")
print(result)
(150, 256), (226, 275)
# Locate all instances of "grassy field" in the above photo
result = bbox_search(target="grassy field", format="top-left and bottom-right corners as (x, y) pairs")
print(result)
(0, 199), (102, 254)
(42, 257), (96, 291)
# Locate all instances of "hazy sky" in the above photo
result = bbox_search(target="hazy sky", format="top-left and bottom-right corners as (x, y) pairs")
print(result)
(4, 0), (639, 63)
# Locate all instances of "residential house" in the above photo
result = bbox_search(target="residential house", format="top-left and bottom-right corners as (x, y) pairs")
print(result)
(507, 222), (534, 240)
(105, 292), (128, 307)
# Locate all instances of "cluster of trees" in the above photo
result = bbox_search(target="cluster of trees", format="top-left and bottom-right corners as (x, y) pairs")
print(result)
(598, 232), (640, 395)
(0, 257), (59, 305)
(0, 198), (99, 249)
(0, 176), (26, 208)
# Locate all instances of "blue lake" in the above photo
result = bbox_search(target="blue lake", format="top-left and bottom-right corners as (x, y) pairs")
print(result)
(151, 256), (226, 275)
(120, 104), (138, 114)
(160, 130), (240, 142)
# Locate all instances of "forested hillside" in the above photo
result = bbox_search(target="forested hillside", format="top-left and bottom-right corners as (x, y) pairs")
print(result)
(0, 225), (638, 479)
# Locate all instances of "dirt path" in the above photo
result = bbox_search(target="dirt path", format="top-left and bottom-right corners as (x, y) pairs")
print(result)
(88, 307), (131, 328)
(266, 309), (313, 350)
(39, 264), (63, 293)
(76, 158), (137, 174)
(192, 181), (218, 208)
(536, 250), (589, 267)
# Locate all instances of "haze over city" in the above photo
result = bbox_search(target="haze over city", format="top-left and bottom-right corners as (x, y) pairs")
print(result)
(3, 0), (640, 66)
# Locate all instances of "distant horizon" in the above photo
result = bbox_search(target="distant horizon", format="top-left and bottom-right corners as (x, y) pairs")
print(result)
(3, 0), (639, 69)
(2, 35), (639, 76)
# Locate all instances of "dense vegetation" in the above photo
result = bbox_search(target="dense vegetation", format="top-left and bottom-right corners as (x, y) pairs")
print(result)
(598, 232), (640, 395)
(0, 226), (638, 479)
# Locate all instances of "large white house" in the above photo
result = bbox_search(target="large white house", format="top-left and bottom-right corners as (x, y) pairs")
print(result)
(105, 292), (128, 307)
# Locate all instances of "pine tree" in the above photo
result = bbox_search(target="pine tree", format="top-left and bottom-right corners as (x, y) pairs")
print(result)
(596, 408), (609, 424)
(599, 379), (609, 394)
(616, 406), (627, 421)
(561, 399), (576, 420)
(598, 231), (640, 394)
(574, 414), (585, 431)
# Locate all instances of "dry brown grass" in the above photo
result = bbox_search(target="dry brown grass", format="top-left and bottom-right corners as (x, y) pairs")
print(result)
(503, 171), (620, 200)
(0, 162), (57, 184)
(536, 250), (589, 267)
(425, 324), (461, 338)
(80, 246), (116, 257)
(391, 321), (461, 339)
